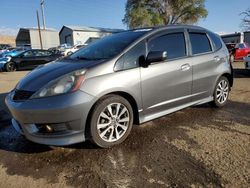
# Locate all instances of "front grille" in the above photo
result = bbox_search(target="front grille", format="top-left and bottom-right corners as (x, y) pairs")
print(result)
(13, 89), (35, 101)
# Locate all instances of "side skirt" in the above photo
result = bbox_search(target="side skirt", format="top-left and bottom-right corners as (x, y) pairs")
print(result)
(139, 96), (213, 124)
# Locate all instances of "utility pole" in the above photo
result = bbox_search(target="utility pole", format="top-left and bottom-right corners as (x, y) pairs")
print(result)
(41, 0), (46, 30)
(37, 10), (43, 49)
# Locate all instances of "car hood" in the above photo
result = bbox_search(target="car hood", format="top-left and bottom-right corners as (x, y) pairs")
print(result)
(0, 57), (9, 62)
(16, 59), (106, 91)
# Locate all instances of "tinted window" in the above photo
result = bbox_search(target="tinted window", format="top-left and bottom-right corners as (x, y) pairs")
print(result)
(115, 41), (145, 71)
(70, 31), (147, 61)
(208, 32), (222, 51)
(189, 33), (212, 55)
(148, 33), (186, 60)
(33, 50), (52, 56)
(23, 51), (34, 57)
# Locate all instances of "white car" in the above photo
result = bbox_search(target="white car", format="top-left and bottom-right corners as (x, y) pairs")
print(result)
(63, 44), (86, 56)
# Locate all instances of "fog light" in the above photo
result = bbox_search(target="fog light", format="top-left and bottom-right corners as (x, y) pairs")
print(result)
(45, 125), (54, 133)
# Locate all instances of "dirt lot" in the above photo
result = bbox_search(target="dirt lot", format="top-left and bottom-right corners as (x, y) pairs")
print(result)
(0, 63), (249, 188)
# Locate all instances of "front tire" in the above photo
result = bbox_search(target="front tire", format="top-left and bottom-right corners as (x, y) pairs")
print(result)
(5, 61), (16, 72)
(89, 95), (134, 148)
(211, 76), (230, 107)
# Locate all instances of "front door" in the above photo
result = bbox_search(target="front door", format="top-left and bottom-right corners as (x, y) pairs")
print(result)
(19, 50), (35, 69)
(140, 30), (192, 121)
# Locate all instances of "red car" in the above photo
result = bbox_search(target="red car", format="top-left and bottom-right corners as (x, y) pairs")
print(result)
(230, 42), (250, 62)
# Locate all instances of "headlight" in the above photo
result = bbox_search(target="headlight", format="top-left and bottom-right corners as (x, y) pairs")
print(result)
(31, 69), (86, 99)
(0, 57), (10, 64)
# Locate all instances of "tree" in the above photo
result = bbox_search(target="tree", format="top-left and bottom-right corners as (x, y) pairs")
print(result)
(123, 0), (208, 29)
(240, 8), (250, 31)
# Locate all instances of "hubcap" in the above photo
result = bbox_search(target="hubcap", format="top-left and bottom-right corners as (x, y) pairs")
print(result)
(7, 63), (15, 71)
(216, 80), (229, 104)
(97, 103), (130, 142)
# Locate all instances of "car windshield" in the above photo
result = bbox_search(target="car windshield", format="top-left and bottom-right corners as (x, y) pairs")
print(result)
(69, 31), (147, 60)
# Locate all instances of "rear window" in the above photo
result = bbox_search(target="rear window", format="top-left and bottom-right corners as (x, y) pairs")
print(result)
(189, 33), (212, 55)
(208, 32), (222, 51)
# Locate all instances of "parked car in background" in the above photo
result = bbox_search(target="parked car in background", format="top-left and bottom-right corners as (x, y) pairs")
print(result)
(230, 42), (250, 62)
(225, 43), (236, 54)
(58, 43), (72, 51)
(0, 57), (11, 71)
(3, 49), (63, 72)
(5, 25), (233, 148)
(0, 44), (12, 54)
(0, 48), (24, 58)
(0, 44), (12, 50)
(244, 54), (250, 70)
(63, 44), (86, 56)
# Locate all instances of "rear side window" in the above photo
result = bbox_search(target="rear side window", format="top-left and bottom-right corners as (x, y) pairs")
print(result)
(189, 33), (212, 55)
(208, 32), (222, 51)
(148, 33), (186, 60)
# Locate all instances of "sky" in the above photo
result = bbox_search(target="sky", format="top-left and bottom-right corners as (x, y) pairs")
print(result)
(0, 0), (249, 36)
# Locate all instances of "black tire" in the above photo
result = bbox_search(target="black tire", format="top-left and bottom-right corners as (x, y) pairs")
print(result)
(210, 76), (230, 108)
(89, 95), (134, 148)
(5, 61), (16, 72)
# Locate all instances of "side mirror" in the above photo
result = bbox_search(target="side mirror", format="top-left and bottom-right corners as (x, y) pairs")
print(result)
(145, 51), (167, 65)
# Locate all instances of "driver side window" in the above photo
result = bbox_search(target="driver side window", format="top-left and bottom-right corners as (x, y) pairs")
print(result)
(23, 51), (33, 57)
(148, 32), (186, 60)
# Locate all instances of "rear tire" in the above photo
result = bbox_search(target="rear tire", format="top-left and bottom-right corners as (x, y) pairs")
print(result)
(5, 61), (16, 72)
(210, 76), (230, 108)
(89, 95), (133, 148)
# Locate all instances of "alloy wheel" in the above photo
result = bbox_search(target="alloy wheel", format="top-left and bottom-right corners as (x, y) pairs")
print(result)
(6, 62), (16, 72)
(97, 103), (130, 142)
(216, 79), (229, 104)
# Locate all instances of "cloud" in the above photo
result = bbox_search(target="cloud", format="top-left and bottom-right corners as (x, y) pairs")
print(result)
(0, 27), (18, 36)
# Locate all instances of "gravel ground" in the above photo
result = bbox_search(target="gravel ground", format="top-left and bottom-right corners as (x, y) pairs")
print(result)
(0, 62), (249, 188)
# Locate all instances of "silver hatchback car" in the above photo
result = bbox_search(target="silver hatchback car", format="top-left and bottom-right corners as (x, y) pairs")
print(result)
(5, 25), (233, 148)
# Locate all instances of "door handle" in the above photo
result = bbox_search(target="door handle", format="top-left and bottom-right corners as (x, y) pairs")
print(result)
(181, 64), (191, 71)
(214, 56), (221, 62)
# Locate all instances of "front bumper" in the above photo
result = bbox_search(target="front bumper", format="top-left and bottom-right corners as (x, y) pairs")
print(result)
(5, 90), (96, 146)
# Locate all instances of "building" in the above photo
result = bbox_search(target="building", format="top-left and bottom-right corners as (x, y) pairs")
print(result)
(16, 28), (60, 49)
(221, 31), (250, 44)
(59, 25), (123, 46)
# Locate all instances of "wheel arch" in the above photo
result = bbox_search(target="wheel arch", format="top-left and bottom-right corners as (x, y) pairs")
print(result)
(85, 91), (140, 138)
(221, 72), (233, 87)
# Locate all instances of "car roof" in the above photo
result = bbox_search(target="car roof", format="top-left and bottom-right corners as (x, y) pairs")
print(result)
(129, 24), (209, 33)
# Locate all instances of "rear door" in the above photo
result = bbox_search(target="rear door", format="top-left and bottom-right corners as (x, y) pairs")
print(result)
(140, 29), (193, 120)
(188, 30), (222, 102)
(33, 50), (53, 66)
